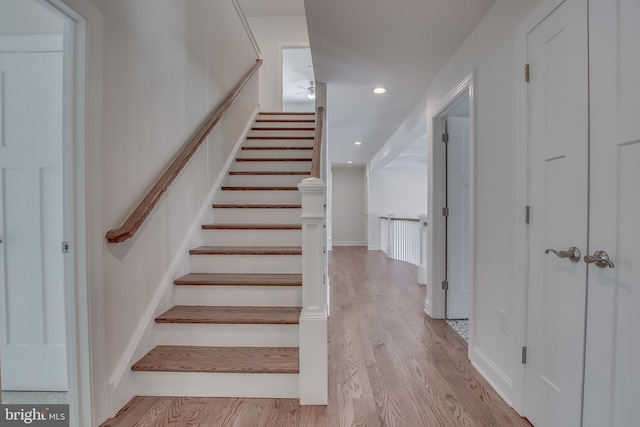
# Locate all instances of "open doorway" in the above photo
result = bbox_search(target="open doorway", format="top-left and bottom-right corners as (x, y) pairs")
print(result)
(428, 73), (475, 347)
(281, 46), (315, 112)
(0, 0), (67, 405)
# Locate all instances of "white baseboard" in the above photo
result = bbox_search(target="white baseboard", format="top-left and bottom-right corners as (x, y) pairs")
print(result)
(106, 105), (259, 413)
(367, 245), (381, 251)
(332, 241), (366, 247)
(469, 345), (514, 408)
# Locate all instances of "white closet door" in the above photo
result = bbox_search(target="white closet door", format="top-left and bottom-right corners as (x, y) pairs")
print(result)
(582, 0), (640, 425)
(523, 0), (589, 425)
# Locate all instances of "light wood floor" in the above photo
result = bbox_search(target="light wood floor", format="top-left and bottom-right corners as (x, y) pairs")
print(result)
(100, 247), (531, 427)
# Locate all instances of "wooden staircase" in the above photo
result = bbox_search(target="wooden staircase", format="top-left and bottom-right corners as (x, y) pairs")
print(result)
(131, 112), (315, 398)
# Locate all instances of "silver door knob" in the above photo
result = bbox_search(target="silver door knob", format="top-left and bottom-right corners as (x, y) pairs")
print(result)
(545, 246), (581, 263)
(583, 250), (614, 268)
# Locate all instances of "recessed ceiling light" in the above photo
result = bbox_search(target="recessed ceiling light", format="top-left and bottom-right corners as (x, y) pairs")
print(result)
(373, 87), (386, 94)
(355, 141), (362, 145)
(347, 161), (353, 164)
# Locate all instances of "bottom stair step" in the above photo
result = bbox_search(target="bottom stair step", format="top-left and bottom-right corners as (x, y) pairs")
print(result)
(132, 345), (299, 374)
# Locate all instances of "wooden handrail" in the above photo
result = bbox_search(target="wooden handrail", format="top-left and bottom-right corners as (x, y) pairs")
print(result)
(310, 106), (325, 178)
(106, 59), (263, 243)
(380, 216), (420, 222)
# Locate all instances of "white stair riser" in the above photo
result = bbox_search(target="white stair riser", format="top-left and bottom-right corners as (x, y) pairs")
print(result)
(244, 139), (314, 148)
(228, 174), (308, 186)
(239, 149), (313, 159)
(133, 372), (298, 398)
(253, 121), (315, 129)
(212, 209), (301, 223)
(216, 190), (300, 204)
(233, 161), (311, 172)
(249, 130), (314, 138)
(258, 114), (314, 121)
(189, 254), (302, 274)
(174, 285), (302, 306)
(203, 229), (301, 246)
(155, 323), (299, 347)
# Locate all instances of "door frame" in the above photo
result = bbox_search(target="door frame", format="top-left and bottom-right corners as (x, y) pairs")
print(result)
(36, 0), (104, 425)
(513, 0), (569, 415)
(427, 71), (475, 347)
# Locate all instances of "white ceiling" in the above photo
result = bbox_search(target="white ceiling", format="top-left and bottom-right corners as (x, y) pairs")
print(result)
(238, 0), (306, 18)
(240, 0), (496, 167)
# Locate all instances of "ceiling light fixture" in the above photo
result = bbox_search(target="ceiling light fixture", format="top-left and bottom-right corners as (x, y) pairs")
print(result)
(347, 161), (353, 164)
(373, 87), (386, 94)
(307, 82), (316, 100)
(355, 141), (362, 145)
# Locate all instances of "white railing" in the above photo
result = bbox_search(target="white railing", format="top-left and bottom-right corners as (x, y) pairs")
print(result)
(380, 215), (423, 266)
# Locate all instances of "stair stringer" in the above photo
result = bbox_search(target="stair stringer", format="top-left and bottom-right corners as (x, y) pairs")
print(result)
(106, 105), (259, 414)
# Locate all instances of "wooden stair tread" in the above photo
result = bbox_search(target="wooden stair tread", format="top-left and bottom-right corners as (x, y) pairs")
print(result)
(260, 112), (314, 115)
(247, 136), (314, 140)
(202, 223), (301, 230)
(156, 306), (302, 324)
(174, 273), (302, 286)
(131, 346), (299, 374)
(221, 186), (298, 191)
(212, 204), (301, 209)
(235, 157), (312, 162)
(251, 127), (315, 131)
(228, 171), (310, 175)
(189, 246), (302, 255)
(255, 119), (315, 123)
(241, 146), (313, 150)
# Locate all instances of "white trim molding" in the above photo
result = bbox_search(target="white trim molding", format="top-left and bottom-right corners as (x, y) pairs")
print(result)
(427, 71), (476, 326)
(231, 0), (261, 57)
(38, 0), (104, 425)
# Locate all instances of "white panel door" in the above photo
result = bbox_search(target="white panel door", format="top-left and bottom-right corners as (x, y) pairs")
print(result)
(0, 48), (67, 390)
(523, 0), (588, 425)
(582, 0), (640, 425)
(446, 116), (470, 319)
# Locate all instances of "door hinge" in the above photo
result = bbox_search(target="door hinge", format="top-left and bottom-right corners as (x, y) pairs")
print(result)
(525, 205), (530, 224)
(442, 132), (449, 143)
(525, 64), (530, 83)
(522, 346), (527, 364)
(442, 280), (449, 291)
(62, 241), (70, 253)
(442, 207), (449, 217)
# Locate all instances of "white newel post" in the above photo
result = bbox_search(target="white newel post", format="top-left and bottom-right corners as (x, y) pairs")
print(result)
(387, 213), (395, 258)
(298, 177), (328, 405)
(418, 213), (428, 285)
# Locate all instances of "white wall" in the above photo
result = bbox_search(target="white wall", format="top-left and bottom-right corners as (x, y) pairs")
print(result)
(247, 17), (309, 111)
(331, 166), (366, 246)
(371, 0), (541, 406)
(86, 0), (258, 418)
(368, 166), (427, 249)
(0, 0), (63, 35)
